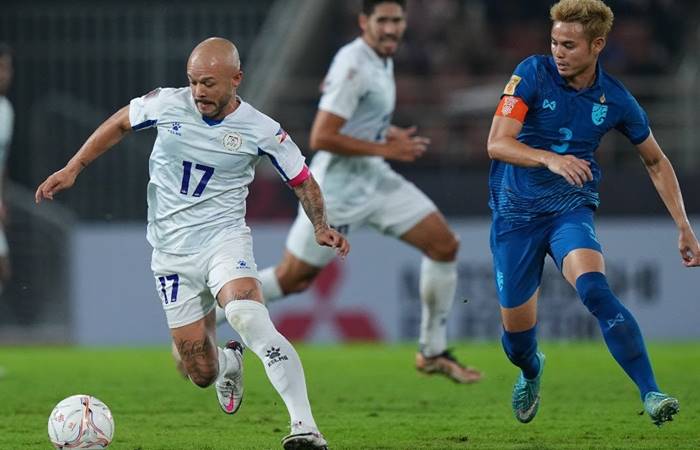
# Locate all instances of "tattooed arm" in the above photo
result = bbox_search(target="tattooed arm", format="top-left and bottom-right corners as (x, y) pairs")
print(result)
(293, 174), (328, 233)
(292, 175), (350, 257)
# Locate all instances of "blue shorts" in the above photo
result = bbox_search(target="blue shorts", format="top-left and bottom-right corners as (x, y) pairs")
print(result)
(490, 207), (603, 308)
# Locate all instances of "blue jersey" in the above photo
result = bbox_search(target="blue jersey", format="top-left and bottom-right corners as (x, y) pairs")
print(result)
(489, 55), (650, 227)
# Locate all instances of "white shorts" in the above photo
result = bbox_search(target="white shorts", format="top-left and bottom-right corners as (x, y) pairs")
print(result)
(151, 230), (259, 329)
(286, 170), (436, 267)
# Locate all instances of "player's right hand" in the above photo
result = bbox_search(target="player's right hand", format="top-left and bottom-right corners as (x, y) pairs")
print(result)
(383, 126), (430, 162)
(35, 166), (79, 203)
(545, 154), (593, 187)
(314, 227), (350, 258)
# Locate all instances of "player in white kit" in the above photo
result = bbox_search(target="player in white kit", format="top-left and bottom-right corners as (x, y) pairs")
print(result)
(35, 37), (348, 450)
(0, 43), (14, 291)
(256, 0), (482, 383)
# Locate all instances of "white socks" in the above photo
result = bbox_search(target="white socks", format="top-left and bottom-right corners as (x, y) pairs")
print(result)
(225, 300), (317, 429)
(418, 257), (457, 357)
(259, 266), (284, 302)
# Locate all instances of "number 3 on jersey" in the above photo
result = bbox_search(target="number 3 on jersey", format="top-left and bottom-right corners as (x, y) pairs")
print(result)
(180, 161), (215, 197)
(551, 127), (573, 154)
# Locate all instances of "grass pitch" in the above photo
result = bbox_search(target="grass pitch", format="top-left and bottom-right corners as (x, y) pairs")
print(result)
(1, 342), (699, 449)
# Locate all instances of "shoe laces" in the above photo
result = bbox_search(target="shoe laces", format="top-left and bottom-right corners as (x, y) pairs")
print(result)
(513, 377), (536, 407)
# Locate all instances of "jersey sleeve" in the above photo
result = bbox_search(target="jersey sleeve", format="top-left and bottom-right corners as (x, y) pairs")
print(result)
(615, 93), (651, 145)
(128, 87), (168, 131)
(317, 53), (366, 120)
(501, 56), (539, 107)
(258, 126), (309, 187)
(495, 57), (540, 122)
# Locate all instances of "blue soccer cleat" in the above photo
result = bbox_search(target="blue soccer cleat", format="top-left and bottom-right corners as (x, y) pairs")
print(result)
(643, 391), (679, 426)
(512, 352), (545, 423)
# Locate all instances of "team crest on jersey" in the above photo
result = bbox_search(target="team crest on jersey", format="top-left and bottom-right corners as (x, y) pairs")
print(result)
(503, 75), (521, 96)
(591, 103), (608, 125)
(222, 132), (243, 151)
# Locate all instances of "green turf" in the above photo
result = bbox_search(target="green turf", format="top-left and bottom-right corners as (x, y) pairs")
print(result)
(1, 342), (699, 449)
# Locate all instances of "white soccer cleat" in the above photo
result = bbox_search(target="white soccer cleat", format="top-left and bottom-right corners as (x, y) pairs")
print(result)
(281, 422), (328, 450)
(215, 340), (244, 415)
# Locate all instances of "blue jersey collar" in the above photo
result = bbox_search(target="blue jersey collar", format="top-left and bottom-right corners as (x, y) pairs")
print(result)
(202, 116), (224, 126)
(547, 56), (603, 94)
(188, 93), (244, 126)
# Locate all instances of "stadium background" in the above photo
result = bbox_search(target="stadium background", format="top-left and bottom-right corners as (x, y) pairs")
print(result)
(0, 0), (698, 345)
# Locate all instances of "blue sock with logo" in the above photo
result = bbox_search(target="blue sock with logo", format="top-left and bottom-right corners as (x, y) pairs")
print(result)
(576, 272), (659, 399)
(502, 325), (540, 380)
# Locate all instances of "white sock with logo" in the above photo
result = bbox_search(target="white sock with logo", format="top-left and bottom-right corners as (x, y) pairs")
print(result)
(419, 257), (457, 357)
(259, 266), (284, 302)
(224, 300), (317, 429)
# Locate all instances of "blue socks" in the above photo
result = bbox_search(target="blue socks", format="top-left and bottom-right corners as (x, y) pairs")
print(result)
(576, 272), (659, 399)
(502, 326), (540, 380)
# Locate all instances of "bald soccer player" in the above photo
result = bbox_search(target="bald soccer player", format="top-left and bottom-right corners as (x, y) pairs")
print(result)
(36, 37), (348, 450)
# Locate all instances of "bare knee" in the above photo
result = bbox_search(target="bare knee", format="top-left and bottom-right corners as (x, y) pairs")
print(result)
(425, 232), (460, 262)
(189, 369), (217, 388)
(500, 291), (539, 332)
(276, 253), (322, 294)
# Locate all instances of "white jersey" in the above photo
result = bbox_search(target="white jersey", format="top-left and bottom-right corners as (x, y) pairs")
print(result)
(312, 37), (396, 223)
(0, 96), (13, 172)
(129, 87), (308, 254)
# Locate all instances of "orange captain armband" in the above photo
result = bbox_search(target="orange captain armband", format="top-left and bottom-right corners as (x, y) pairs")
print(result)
(495, 96), (529, 123)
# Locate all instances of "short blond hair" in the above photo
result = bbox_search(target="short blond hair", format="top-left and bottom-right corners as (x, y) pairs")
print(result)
(550, 0), (614, 41)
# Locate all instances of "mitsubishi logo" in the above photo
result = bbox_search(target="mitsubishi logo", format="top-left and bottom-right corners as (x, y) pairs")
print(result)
(275, 260), (382, 341)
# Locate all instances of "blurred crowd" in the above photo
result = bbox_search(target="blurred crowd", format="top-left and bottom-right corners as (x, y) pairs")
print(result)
(328, 0), (699, 169)
(397, 0), (693, 77)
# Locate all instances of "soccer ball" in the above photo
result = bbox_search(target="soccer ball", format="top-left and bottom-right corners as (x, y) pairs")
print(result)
(48, 394), (115, 449)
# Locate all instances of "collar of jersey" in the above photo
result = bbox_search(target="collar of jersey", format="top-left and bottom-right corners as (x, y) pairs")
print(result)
(547, 56), (603, 95)
(357, 37), (390, 68)
(202, 116), (224, 126)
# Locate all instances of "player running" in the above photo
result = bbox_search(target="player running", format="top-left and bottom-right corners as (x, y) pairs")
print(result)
(36, 37), (348, 450)
(487, 0), (699, 426)
(255, 0), (481, 384)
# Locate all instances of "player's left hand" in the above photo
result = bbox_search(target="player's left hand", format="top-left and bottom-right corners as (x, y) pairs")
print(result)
(678, 226), (700, 267)
(315, 227), (350, 258)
